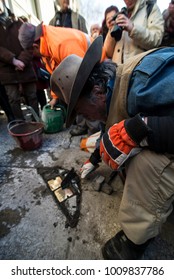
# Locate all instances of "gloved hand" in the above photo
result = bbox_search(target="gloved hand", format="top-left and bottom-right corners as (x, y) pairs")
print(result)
(80, 159), (99, 179)
(80, 147), (101, 179)
(100, 114), (150, 170)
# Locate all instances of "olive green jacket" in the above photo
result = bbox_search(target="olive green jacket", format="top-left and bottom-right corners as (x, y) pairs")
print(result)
(49, 9), (88, 34)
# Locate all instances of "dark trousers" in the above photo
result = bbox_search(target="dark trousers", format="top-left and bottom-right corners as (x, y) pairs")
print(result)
(36, 89), (47, 110)
(0, 84), (14, 122)
(4, 83), (39, 119)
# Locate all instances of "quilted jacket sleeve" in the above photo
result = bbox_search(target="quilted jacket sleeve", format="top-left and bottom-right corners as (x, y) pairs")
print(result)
(147, 116), (174, 154)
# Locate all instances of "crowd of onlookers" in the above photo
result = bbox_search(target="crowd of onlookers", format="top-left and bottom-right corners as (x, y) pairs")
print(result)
(0, 0), (174, 132)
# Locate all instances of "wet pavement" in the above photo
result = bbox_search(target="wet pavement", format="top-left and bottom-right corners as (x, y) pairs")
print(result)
(0, 114), (174, 260)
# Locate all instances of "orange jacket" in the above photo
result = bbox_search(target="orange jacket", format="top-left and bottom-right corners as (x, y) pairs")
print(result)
(40, 25), (106, 99)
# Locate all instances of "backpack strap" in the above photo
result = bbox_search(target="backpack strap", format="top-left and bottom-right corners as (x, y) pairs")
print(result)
(146, 0), (155, 18)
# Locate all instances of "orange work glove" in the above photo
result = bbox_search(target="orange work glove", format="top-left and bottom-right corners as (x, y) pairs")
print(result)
(100, 114), (150, 170)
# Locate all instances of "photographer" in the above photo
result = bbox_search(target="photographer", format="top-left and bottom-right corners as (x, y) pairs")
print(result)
(100, 5), (119, 42)
(104, 0), (164, 64)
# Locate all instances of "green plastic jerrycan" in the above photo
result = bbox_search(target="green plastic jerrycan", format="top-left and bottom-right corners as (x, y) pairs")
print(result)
(42, 104), (66, 133)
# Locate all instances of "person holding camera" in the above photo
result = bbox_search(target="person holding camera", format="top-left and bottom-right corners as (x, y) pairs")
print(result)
(161, 0), (174, 46)
(100, 5), (119, 42)
(104, 0), (164, 64)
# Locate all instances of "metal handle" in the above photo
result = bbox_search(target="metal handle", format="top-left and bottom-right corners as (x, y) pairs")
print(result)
(7, 119), (25, 132)
(22, 105), (41, 122)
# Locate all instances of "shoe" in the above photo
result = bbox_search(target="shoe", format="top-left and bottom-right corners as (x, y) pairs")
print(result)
(70, 126), (88, 136)
(102, 230), (152, 260)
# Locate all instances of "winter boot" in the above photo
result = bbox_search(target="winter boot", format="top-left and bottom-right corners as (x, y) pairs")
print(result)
(102, 230), (153, 260)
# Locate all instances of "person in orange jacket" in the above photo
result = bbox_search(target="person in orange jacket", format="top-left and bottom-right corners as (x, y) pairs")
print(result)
(18, 22), (106, 109)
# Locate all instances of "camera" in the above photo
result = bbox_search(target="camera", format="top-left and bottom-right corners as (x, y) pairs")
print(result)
(110, 7), (128, 41)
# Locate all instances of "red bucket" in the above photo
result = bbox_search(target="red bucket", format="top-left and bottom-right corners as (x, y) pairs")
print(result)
(7, 120), (44, 150)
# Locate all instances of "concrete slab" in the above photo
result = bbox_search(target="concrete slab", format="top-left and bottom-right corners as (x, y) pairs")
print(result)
(0, 115), (174, 260)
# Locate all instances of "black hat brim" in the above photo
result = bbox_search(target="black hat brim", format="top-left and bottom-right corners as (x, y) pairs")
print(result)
(66, 35), (103, 127)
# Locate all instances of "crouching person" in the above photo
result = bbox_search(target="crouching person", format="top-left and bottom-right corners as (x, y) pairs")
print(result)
(50, 36), (174, 259)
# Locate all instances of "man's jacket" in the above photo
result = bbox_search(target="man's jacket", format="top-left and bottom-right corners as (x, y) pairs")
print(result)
(0, 20), (36, 84)
(40, 25), (93, 75)
(49, 9), (88, 34)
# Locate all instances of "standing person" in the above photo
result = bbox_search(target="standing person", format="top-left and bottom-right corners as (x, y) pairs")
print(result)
(49, 0), (88, 33)
(0, 2), (39, 120)
(51, 37), (174, 259)
(90, 23), (100, 39)
(100, 5), (119, 42)
(104, 0), (164, 64)
(18, 15), (49, 111)
(49, 0), (99, 136)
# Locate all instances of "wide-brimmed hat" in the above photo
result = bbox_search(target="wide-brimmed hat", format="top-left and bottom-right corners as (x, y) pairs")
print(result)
(50, 35), (103, 127)
(18, 22), (43, 49)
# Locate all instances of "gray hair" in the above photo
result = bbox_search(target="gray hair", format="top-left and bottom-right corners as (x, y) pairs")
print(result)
(82, 60), (117, 97)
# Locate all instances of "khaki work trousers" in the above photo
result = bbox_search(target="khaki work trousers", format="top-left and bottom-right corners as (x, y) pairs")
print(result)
(76, 114), (101, 135)
(119, 149), (174, 244)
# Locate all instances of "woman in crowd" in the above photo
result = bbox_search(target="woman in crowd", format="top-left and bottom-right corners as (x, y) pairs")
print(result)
(100, 5), (119, 42)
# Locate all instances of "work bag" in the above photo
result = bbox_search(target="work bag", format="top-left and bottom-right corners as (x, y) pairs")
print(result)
(127, 47), (174, 117)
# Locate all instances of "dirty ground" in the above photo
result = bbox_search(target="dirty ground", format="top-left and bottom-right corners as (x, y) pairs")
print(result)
(0, 114), (174, 260)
